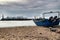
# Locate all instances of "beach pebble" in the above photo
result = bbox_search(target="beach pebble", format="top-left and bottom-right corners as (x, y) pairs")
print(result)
(50, 28), (57, 32)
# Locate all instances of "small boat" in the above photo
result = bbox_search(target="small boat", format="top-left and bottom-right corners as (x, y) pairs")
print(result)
(34, 11), (60, 27)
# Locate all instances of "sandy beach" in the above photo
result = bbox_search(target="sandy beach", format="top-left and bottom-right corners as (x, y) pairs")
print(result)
(0, 26), (60, 40)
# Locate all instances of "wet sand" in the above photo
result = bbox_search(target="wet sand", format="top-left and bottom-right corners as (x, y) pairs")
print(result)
(0, 26), (60, 40)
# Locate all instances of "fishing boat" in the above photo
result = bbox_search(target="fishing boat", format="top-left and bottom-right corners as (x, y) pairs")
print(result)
(34, 11), (60, 27)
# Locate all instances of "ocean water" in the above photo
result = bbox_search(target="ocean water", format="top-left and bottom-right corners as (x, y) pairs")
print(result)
(0, 20), (59, 28)
(0, 20), (36, 28)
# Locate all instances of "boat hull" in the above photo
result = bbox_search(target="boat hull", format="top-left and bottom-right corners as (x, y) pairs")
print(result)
(34, 19), (60, 27)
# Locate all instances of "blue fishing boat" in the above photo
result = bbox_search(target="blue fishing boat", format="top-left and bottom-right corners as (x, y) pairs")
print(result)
(34, 11), (60, 27)
(34, 18), (59, 27)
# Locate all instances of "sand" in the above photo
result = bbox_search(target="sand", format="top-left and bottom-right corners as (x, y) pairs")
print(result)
(0, 26), (60, 40)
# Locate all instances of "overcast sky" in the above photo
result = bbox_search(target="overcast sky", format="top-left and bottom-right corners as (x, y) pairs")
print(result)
(0, 0), (60, 18)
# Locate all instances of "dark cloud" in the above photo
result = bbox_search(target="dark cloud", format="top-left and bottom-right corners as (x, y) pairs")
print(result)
(0, 0), (60, 17)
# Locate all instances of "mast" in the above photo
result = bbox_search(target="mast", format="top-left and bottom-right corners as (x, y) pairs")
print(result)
(58, 11), (60, 18)
(2, 14), (4, 19)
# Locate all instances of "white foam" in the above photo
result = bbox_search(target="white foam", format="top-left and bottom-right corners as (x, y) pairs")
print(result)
(0, 20), (36, 28)
(0, 20), (59, 28)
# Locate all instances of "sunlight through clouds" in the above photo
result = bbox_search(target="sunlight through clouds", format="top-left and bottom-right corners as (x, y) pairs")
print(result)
(0, 0), (29, 4)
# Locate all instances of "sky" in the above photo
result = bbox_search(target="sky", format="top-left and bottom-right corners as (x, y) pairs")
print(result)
(0, 0), (60, 18)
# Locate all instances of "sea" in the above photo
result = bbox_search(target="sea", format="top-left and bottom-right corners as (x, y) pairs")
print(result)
(0, 20), (59, 28)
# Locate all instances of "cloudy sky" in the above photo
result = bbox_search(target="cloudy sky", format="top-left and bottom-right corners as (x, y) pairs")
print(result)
(0, 0), (60, 18)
